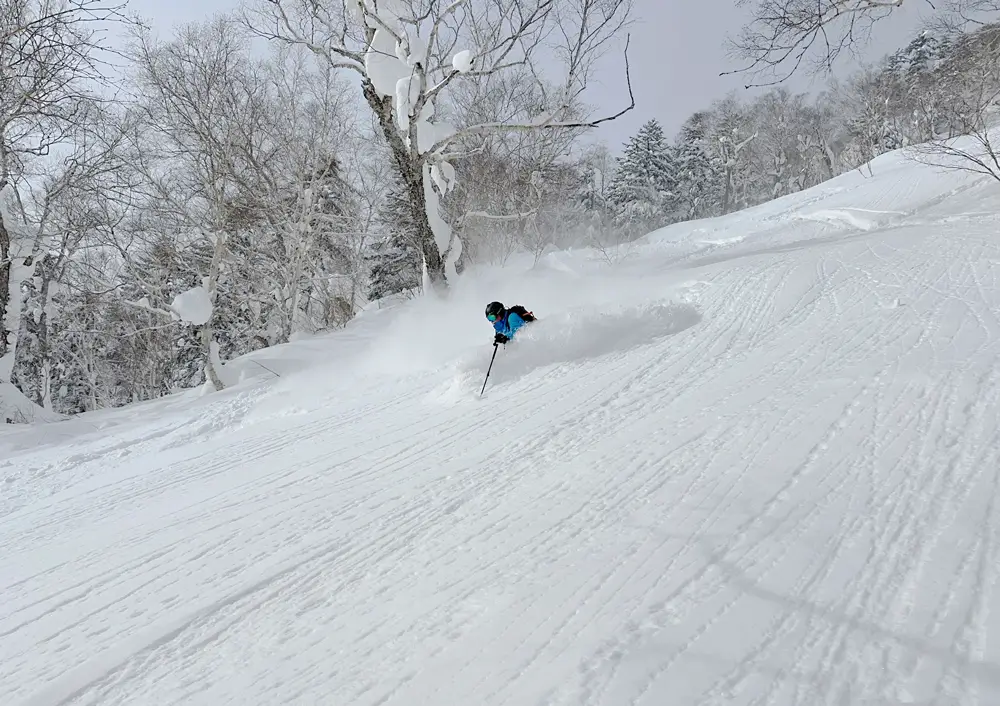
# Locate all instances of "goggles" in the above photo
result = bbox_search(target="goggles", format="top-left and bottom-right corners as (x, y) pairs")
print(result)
(487, 313), (498, 322)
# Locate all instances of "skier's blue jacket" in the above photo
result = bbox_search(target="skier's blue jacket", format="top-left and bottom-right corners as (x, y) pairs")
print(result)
(494, 310), (528, 340)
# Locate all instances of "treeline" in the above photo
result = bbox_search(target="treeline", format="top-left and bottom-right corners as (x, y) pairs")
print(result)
(588, 23), (1000, 239)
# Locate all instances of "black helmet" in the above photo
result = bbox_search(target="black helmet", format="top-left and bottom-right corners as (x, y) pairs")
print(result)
(485, 301), (505, 320)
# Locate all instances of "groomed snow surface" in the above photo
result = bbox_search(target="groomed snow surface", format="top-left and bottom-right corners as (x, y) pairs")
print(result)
(5, 145), (1000, 705)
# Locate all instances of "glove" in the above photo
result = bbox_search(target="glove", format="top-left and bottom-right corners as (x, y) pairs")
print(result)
(494, 332), (509, 345)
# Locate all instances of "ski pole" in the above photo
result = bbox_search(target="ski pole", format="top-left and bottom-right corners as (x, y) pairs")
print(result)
(481, 342), (499, 396)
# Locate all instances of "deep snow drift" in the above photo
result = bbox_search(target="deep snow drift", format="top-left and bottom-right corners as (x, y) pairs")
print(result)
(4, 145), (1000, 706)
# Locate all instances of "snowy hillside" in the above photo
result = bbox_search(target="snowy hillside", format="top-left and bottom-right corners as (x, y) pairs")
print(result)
(4, 145), (1000, 705)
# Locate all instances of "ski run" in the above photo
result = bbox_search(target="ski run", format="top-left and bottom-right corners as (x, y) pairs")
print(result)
(4, 141), (1000, 705)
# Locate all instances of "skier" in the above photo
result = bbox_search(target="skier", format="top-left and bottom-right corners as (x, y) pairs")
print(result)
(485, 301), (535, 345)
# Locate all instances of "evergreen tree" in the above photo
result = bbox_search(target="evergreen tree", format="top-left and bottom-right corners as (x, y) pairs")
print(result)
(886, 31), (947, 79)
(366, 178), (421, 301)
(883, 31), (952, 143)
(606, 119), (680, 233)
(673, 111), (723, 220)
(120, 234), (208, 396)
(366, 240), (419, 300)
(574, 146), (612, 219)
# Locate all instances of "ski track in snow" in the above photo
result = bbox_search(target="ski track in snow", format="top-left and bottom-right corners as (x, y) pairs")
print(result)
(4, 156), (1000, 705)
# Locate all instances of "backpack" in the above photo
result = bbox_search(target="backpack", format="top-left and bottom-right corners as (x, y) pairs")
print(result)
(508, 304), (536, 322)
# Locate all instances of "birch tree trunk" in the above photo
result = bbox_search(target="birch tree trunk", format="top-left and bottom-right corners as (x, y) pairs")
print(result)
(0, 208), (11, 377)
(32, 261), (53, 410)
(202, 231), (227, 392)
(362, 79), (446, 292)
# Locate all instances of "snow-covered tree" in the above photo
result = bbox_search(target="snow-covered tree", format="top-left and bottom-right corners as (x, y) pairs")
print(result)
(11, 102), (132, 410)
(879, 31), (955, 144)
(576, 143), (614, 217)
(887, 31), (949, 78)
(673, 111), (723, 220)
(909, 22), (1000, 182)
(367, 176), (421, 300)
(0, 0), (127, 422)
(117, 235), (209, 398)
(439, 72), (589, 264)
(127, 17), (359, 391)
(251, 0), (635, 291)
(705, 97), (757, 215)
(366, 239), (420, 301)
(741, 88), (816, 200)
(565, 143), (618, 247)
(794, 98), (847, 182)
(606, 119), (679, 234)
(836, 67), (907, 168)
(127, 18), (263, 391)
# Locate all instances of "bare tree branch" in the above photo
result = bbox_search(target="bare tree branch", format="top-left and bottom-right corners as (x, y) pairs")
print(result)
(429, 33), (632, 155)
(724, 0), (938, 86)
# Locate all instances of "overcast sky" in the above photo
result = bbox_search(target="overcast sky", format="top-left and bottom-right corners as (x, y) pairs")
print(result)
(126, 0), (936, 152)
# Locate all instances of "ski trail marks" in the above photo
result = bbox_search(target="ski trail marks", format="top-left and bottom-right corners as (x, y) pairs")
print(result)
(5, 206), (1000, 705)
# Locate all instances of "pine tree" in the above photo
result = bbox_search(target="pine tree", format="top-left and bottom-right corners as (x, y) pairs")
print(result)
(366, 240), (419, 300)
(887, 31), (947, 79)
(367, 177), (421, 301)
(576, 164), (606, 214)
(673, 111), (723, 220)
(119, 234), (208, 397)
(882, 31), (952, 143)
(606, 119), (680, 233)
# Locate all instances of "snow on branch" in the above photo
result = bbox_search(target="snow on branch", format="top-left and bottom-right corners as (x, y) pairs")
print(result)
(169, 286), (213, 325)
(121, 286), (213, 326)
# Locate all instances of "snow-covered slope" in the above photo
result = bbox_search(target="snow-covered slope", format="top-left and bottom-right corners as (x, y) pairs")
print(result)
(4, 147), (1000, 706)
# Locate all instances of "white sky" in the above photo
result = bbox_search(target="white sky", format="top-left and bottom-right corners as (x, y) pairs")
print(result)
(587, 0), (935, 147)
(125, 0), (937, 152)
